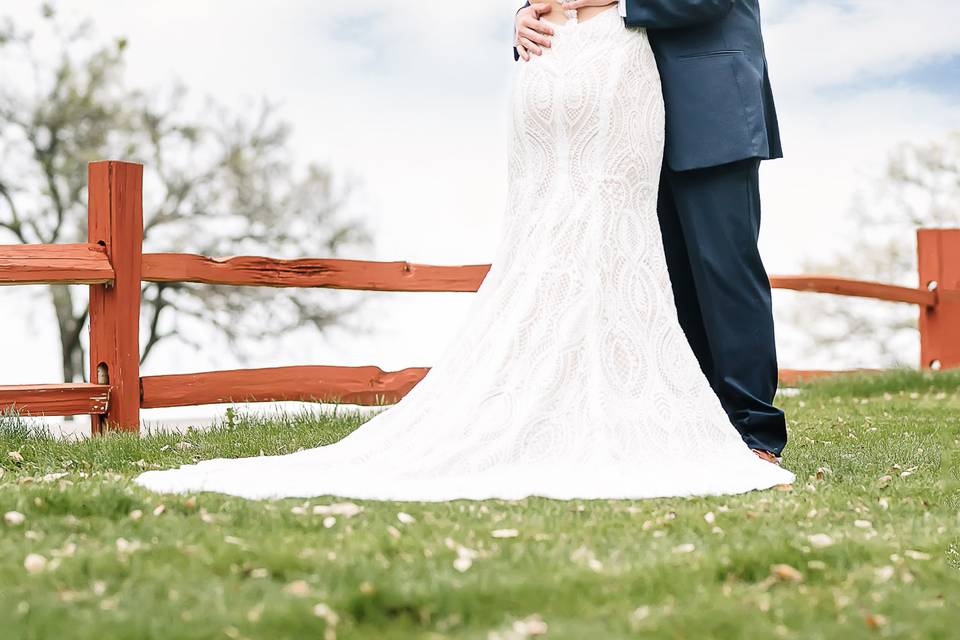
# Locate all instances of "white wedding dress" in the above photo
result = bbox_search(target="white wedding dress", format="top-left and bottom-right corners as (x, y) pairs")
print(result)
(136, 9), (794, 500)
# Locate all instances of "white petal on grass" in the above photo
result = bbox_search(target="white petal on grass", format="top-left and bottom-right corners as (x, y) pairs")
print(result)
(874, 566), (896, 582)
(905, 549), (931, 561)
(23, 553), (47, 574)
(115, 538), (142, 554)
(631, 605), (651, 622)
(312, 602), (340, 625)
(4, 511), (26, 527)
(672, 543), (696, 554)
(512, 615), (549, 636)
(284, 580), (310, 597)
(313, 503), (363, 518)
(570, 546), (604, 571)
(453, 556), (473, 572)
(397, 512), (416, 524)
(492, 528), (520, 539)
(808, 533), (835, 548)
(246, 603), (264, 623)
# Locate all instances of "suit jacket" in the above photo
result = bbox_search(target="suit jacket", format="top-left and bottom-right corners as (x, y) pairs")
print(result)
(514, 1), (782, 171)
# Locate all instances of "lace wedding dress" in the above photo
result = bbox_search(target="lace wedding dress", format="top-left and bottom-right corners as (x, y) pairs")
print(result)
(136, 9), (794, 500)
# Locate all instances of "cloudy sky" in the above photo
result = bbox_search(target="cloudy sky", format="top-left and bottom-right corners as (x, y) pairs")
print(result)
(2, 1), (959, 429)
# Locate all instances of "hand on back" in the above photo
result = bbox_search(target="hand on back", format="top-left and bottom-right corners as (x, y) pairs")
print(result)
(515, 1), (620, 62)
(515, 3), (554, 62)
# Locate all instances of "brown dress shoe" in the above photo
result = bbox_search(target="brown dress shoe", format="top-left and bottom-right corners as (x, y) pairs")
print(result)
(751, 448), (781, 466)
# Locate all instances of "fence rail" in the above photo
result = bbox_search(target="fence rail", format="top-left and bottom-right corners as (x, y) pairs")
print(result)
(140, 365), (429, 409)
(0, 384), (110, 416)
(1, 160), (958, 433)
(768, 275), (937, 307)
(0, 243), (114, 285)
(142, 253), (492, 291)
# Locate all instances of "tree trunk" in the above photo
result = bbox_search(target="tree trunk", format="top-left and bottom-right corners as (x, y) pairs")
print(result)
(49, 285), (87, 422)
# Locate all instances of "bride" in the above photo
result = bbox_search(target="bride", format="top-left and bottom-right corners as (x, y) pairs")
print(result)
(136, 2), (795, 500)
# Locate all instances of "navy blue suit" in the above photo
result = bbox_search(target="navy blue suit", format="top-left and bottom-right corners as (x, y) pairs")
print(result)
(515, 1), (788, 454)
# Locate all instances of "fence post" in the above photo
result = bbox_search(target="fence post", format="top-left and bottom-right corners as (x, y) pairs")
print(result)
(88, 161), (143, 434)
(918, 228), (960, 371)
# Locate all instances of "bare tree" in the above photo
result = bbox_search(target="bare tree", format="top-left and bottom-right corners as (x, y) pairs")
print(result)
(0, 4), (370, 383)
(783, 131), (960, 368)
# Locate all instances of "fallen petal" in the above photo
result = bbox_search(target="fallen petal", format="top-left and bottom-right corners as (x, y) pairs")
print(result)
(770, 563), (803, 582)
(808, 533), (834, 548)
(24, 553), (47, 574)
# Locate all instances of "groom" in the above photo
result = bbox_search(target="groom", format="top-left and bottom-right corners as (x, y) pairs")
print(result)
(514, 0), (788, 462)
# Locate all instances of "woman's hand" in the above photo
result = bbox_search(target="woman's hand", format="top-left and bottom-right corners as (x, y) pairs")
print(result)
(515, 3), (555, 62)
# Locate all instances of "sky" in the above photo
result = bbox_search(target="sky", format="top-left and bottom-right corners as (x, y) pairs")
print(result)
(1, 0), (959, 432)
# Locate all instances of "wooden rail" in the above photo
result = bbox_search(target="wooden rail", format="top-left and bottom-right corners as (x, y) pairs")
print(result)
(0, 159), (958, 432)
(769, 275), (936, 307)
(0, 243), (113, 285)
(0, 384), (110, 416)
(143, 253), (491, 292)
(140, 365), (429, 409)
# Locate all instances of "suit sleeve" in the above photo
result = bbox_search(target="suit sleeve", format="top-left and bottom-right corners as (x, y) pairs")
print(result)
(513, 2), (531, 61)
(622, 0), (734, 29)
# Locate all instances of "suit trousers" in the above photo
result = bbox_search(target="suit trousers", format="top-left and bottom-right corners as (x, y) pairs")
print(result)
(656, 158), (788, 455)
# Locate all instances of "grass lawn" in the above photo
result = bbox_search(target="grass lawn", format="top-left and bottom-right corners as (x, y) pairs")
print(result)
(1, 370), (958, 639)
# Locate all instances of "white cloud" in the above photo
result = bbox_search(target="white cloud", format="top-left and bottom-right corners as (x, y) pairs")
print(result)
(764, 0), (960, 93)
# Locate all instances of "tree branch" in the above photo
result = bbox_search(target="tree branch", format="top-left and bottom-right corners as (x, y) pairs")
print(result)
(140, 283), (170, 364)
(0, 182), (29, 243)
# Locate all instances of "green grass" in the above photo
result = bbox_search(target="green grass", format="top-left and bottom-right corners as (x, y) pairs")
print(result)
(1, 371), (958, 639)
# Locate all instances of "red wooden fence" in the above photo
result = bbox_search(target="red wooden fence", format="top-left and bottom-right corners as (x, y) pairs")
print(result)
(1, 160), (958, 433)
